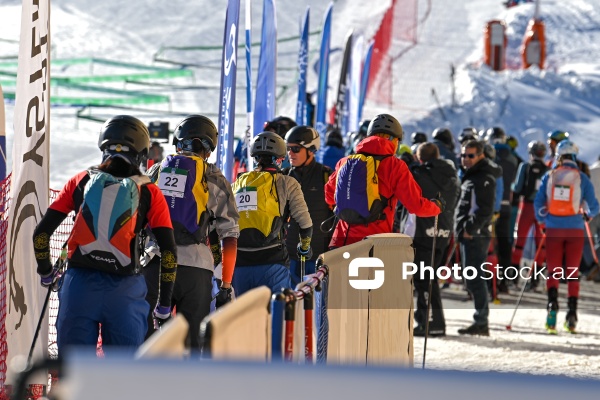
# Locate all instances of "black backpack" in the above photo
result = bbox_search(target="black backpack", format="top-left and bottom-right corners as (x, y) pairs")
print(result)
(522, 159), (548, 201)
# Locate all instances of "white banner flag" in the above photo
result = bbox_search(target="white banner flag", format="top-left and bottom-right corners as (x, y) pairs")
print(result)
(6, 0), (51, 385)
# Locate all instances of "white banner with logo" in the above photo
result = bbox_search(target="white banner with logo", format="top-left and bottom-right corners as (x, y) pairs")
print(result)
(6, 0), (51, 385)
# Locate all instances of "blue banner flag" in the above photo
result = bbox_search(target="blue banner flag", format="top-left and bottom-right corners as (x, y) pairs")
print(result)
(315, 2), (333, 143)
(359, 40), (374, 122)
(217, 0), (241, 182)
(243, 0), (254, 171)
(334, 30), (353, 135)
(253, 0), (277, 135)
(295, 7), (310, 126)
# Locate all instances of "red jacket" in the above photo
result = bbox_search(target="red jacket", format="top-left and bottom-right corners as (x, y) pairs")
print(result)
(325, 136), (441, 247)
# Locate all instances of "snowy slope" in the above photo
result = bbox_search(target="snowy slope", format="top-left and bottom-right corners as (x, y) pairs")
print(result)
(2, 0), (600, 379)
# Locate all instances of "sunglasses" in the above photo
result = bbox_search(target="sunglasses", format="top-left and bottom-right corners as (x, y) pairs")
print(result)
(287, 146), (303, 153)
(460, 153), (477, 159)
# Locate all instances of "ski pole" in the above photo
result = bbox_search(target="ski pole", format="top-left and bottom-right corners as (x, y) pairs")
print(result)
(283, 289), (296, 362)
(304, 290), (314, 363)
(300, 254), (306, 282)
(422, 214), (438, 369)
(583, 218), (599, 265)
(27, 243), (67, 367)
(506, 233), (546, 331)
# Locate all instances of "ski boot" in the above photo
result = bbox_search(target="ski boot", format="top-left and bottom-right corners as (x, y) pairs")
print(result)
(564, 297), (578, 334)
(545, 287), (558, 335)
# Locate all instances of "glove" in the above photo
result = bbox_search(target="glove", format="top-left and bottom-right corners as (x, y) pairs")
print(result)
(215, 286), (233, 308)
(584, 213), (593, 223)
(153, 305), (172, 328)
(297, 243), (313, 260)
(539, 223), (546, 234)
(40, 268), (60, 289)
(431, 193), (445, 213)
(492, 212), (501, 224)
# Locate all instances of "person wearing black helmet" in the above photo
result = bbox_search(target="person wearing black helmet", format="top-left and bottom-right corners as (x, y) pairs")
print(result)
(458, 127), (478, 145)
(409, 143), (461, 337)
(410, 131), (428, 154)
(144, 115), (240, 350)
(33, 115), (178, 353)
(232, 132), (313, 295)
(511, 140), (548, 290)
(325, 113), (443, 247)
(283, 126), (334, 286)
(485, 126), (518, 293)
(263, 116), (297, 169)
(432, 127), (460, 169)
(345, 119), (371, 156)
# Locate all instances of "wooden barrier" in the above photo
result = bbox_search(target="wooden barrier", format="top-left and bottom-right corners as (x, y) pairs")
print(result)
(200, 286), (271, 361)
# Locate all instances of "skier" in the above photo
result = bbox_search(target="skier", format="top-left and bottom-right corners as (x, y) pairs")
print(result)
(33, 115), (178, 354)
(144, 115), (239, 350)
(325, 113), (443, 247)
(485, 127), (518, 293)
(283, 126), (333, 285)
(232, 131), (313, 295)
(432, 127), (460, 169)
(511, 141), (548, 290)
(534, 140), (599, 333)
(409, 143), (460, 337)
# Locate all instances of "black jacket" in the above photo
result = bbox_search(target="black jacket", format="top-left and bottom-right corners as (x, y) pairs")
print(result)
(433, 139), (460, 170)
(455, 158), (503, 238)
(283, 159), (333, 260)
(410, 158), (460, 250)
(494, 144), (519, 206)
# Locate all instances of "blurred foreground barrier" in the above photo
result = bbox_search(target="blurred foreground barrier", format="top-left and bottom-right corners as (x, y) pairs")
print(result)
(200, 286), (272, 361)
(324, 233), (414, 366)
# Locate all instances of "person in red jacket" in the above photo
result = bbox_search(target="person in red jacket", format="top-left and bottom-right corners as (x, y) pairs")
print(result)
(324, 114), (443, 247)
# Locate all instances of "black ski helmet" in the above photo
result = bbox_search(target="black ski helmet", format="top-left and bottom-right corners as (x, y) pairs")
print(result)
(264, 116), (297, 139)
(98, 115), (150, 164)
(358, 119), (371, 136)
(367, 114), (403, 141)
(325, 128), (344, 148)
(285, 125), (321, 152)
(411, 132), (427, 145)
(458, 127), (478, 144)
(172, 115), (218, 152)
(251, 131), (287, 158)
(528, 140), (547, 159)
(485, 126), (507, 144)
(432, 127), (455, 149)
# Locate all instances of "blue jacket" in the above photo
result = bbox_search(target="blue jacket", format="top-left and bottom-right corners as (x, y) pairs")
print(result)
(317, 145), (345, 171)
(534, 160), (599, 229)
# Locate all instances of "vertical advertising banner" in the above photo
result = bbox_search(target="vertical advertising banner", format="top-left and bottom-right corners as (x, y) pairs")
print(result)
(253, 0), (277, 135)
(6, 0), (51, 386)
(217, 0), (241, 182)
(295, 7), (310, 126)
(315, 2), (333, 143)
(0, 84), (6, 180)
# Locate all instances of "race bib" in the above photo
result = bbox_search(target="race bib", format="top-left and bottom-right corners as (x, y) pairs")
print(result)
(553, 185), (570, 201)
(236, 187), (258, 211)
(158, 169), (188, 198)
